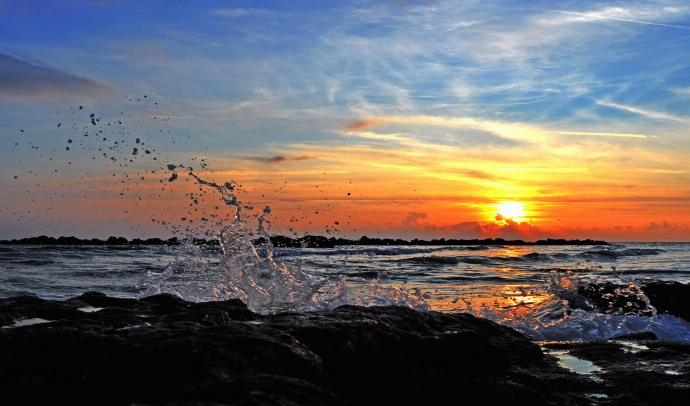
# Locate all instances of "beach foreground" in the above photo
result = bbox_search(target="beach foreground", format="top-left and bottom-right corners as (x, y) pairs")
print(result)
(1, 289), (689, 406)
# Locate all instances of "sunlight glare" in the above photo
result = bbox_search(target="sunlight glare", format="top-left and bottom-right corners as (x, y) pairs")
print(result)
(496, 201), (526, 221)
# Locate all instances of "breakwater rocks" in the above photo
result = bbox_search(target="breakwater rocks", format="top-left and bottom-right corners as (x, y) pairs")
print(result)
(0, 235), (608, 247)
(2, 293), (689, 405)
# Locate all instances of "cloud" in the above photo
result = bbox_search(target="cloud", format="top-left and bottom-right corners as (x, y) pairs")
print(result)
(449, 221), (484, 234)
(0, 50), (116, 101)
(647, 220), (683, 232)
(343, 118), (391, 132)
(446, 20), (481, 31)
(672, 87), (690, 96)
(212, 8), (275, 18)
(595, 100), (690, 124)
(388, 0), (436, 6)
(0, 0), (137, 14)
(551, 9), (690, 30)
(343, 115), (544, 144)
(447, 218), (547, 241)
(555, 131), (651, 139)
(462, 170), (495, 180)
(399, 213), (690, 242)
(402, 211), (428, 228)
(247, 155), (316, 164)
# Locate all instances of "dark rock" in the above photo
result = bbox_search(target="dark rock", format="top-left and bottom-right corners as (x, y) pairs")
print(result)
(0, 235), (610, 246)
(298, 235), (335, 248)
(1, 294), (688, 405)
(578, 280), (690, 322)
(577, 281), (653, 316)
(641, 281), (690, 321)
(56, 236), (85, 245)
(105, 236), (130, 245)
(543, 339), (690, 406)
(612, 331), (659, 341)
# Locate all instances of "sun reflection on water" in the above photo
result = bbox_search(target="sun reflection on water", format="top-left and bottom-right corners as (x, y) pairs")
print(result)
(422, 282), (549, 315)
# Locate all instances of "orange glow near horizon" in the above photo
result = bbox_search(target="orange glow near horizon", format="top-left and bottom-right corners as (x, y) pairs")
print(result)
(5, 152), (690, 242)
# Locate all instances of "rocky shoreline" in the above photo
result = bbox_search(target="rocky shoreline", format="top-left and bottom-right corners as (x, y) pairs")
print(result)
(1, 283), (689, 405)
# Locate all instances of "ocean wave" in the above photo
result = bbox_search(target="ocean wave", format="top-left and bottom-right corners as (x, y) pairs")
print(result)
(516, 309), (690, 342)
(460, 257), (494, 265)
(343, 270), (382, 278)
(273, 247), (433, 257)
(9, 259), (55, 266)
(577, 248), (666, 260)
(462, 245), (491, 251)
(521, 252), (553, 261)
(405, 256), (459, 265)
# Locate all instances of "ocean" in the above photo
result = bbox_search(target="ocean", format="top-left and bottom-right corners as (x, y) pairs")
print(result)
(2, 240), (690, 342)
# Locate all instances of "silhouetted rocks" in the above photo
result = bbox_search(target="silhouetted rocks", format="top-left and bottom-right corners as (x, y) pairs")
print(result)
(1, 293), (688, 405)
(0, 235), (179, 246)
(0, 234), (609, 247)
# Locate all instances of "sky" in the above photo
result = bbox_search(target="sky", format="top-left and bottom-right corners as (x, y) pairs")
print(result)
(1, 0), (690, 241)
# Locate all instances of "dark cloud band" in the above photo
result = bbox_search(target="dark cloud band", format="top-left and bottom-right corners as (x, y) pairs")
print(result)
(247, 155), (316, 164)
(0, 50), (116, 100)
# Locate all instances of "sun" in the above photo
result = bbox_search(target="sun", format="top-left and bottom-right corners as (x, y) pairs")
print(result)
(496, 201), (526, 221)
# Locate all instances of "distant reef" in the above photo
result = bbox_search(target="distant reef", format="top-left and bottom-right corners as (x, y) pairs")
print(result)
(0, 235), (608, 247)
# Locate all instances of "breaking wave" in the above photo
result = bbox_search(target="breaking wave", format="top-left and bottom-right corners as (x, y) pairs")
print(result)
(478, 269), (690, 343)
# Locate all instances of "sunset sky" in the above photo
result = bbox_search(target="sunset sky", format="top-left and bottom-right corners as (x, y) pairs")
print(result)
(1, 0), (690, 241)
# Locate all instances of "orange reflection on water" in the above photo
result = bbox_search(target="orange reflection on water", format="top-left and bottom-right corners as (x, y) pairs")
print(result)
(484, 246), (532, 259)
(424, 283), (549, 315)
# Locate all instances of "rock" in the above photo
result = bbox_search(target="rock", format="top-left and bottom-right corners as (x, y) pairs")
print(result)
(577, 280), (690, 322)
(641, 281), (690, 321)
(544, 339), (690, 406)
(1, 293), (688, 405)
(612, 331), (659, 341)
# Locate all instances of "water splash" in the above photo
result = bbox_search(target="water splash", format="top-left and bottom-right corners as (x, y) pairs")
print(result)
(138, 172), (429, 314)
(476, 268), (690, 342)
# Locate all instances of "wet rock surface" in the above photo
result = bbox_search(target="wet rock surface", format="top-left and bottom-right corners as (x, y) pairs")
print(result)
(541, 337), (690, 406)
(0, 292), (688, 405)
(578, 280), (690, 321)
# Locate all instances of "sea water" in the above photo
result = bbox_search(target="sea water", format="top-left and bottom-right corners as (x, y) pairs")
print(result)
(2, 238), (690, 341)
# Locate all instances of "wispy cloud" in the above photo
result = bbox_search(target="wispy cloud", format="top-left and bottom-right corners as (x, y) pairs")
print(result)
(555, 131), (652, 139)
(247, 155), (316, 164)
(212, 8), (275, 18)
(0, 50), (116, 100)
(596, 100), (690, 123)
(343, 119), (391, 132)
(552, 9), (690, 30)
(343, 131), (406, 142)
(344, 115), (545, 143)
(672, 87), (690, 96)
